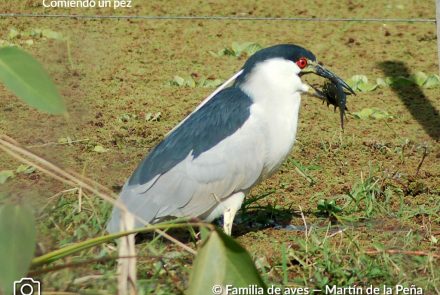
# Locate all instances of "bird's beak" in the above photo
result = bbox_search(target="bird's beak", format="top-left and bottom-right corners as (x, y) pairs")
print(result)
(301, 60), (355, 95)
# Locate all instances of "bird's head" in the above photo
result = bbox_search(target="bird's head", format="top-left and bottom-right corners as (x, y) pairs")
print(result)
(235, 44), (354, 96)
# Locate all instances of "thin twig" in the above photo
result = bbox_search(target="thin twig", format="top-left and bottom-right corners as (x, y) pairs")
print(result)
(415, 146), (428, 177)
(0, 135), (196, 255)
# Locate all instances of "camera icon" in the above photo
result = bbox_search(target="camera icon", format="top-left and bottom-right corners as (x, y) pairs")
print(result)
(13, 278), (41, 295)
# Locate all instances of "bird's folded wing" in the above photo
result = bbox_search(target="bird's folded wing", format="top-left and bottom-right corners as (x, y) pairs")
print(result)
(107, 87), (265, 232)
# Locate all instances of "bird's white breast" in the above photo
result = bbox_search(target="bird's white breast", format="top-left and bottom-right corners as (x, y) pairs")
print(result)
(239, 58), (308, 178)
(250, 92), (301, 177)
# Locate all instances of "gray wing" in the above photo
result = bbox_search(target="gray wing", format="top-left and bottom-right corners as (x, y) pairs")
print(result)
(107, 87), (265, 232)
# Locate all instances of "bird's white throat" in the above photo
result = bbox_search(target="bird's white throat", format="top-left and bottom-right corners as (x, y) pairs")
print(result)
(239, 57), (309, 101)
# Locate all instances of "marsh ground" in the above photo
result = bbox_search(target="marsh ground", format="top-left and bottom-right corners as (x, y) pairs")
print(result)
(0, 0), (439, 294)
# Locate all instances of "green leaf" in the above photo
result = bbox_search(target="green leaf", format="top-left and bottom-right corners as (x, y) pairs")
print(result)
(203, 79), (223, 88)
(347, 75), (375, 92)
(376, 78), (387, 87)
(186, 76), (196, 88)
(58, 136), (73, 144)
(384, 76), (395, 86)
(16, 165), (36, 174)
(349, 74), (369, 85)
(410, 71), (428, 86)
(390, 76), (413, 87)
(423, 74), (440, 88)
(145, 112), (161, 122)
(245, 43), (263, 56)
(188, 229), (266, 295)
(357, 81), (377, 92)
(41, 29), (65, 41)
(0, 205), (36, 295)
(172, 75), (185, 86)
(353, 108), (393, 120)
(0, 170), (14, 184)
(93, 145), (108, 153)
(7, 28), (20, 40)
(0, 47), (66, 114)
(231, 42), (241, 55)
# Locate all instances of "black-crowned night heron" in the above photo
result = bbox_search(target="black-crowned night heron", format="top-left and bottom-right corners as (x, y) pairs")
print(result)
(107, 44), (354, 235)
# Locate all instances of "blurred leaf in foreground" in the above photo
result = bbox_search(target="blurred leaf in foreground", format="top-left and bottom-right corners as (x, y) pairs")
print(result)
(188, 229), (266, 295)
(0, 205), (36, 295)
(0, 47), (66, 114)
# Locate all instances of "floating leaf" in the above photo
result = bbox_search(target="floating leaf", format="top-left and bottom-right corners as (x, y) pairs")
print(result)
(376, 78), (387, 87)
(389, 76), (413, 87)
(202, 79), (223, 88)
(347, 75), (377, 92)
(16, 165), (36, 174)
(172, 75), (185, 86)
(7, 28), (20, 40)
(0, 205), (36, 295)
(410, 71), (428, 86)
(58, 136), (73, 145)
(145, 112), (161, 122)
(348, 75), (368, 88)
(41, 29), (65, 41)
(0, 170), (14, 184)
(423, 74), (440, 88)
(0, 47), (66, 114)
(245, 43), (263, 56)
(357, 81), (377, 92)
(169, 75), (222, 88)
(93, 145), (108, 153)
(353, 108), (394, 120)
(186, 76), (196, 88)
(188, 229), (266, 295)
(231, 42), (242, 55)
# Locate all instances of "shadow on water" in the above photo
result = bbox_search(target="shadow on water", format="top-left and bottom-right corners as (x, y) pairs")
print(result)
(378, 61), (440, 141)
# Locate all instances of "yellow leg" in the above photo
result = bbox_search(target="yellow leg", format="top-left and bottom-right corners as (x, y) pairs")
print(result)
(222, 192), (245, 235)
(223, 207), (238, 235)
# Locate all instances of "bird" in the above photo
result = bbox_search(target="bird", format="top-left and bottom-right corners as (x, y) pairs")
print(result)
(107, 44), (354, 235)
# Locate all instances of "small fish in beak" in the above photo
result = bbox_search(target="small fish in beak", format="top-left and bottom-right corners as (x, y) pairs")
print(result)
(300, 60), (355, 129)
(310, 81), (352, 129)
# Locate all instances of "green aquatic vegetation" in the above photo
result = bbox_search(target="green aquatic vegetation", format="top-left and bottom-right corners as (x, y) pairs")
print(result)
(347, 72), (440, 93)
(353, 108), (394, 120)
(168, 75), (223, 88)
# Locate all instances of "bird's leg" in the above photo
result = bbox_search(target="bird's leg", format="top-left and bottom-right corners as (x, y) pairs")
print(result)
(223, 207), (238, 236)
(222, 192), (245, 236)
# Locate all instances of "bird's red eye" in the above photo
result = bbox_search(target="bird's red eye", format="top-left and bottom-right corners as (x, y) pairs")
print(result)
(296, 57), (308, 69)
